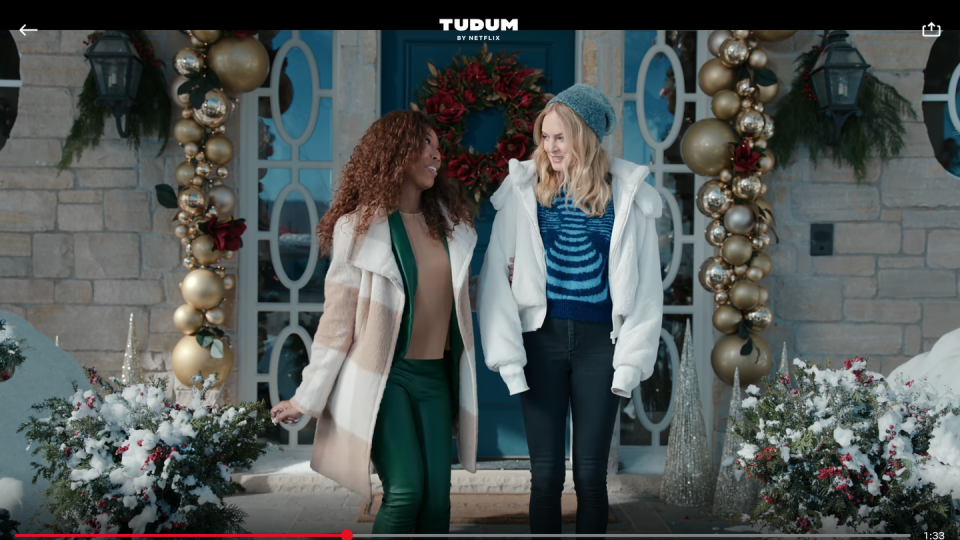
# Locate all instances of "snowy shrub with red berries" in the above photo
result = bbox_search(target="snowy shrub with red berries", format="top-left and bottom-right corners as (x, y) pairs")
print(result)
(731, 357), (960, 537)
(17, 367), (277, 534)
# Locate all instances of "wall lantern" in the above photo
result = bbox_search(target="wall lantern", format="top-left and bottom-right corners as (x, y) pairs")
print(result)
(809, 30), (870, 145)
(84, 30), (144, 138)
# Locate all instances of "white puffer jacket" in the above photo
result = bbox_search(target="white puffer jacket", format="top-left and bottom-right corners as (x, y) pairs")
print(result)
(476, 157), (664, 397)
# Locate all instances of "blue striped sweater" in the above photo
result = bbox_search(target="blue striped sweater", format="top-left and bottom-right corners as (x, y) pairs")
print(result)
(537, 190), (615, 323)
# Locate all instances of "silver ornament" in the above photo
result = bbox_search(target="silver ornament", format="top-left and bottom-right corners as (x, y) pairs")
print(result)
(723, 205), (756, 235)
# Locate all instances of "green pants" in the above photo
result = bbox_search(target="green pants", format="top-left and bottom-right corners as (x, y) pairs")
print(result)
(371, 358), (452, 535)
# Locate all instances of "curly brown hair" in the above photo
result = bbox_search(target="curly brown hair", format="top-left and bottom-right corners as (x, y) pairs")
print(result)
(317, 110), (473, 255)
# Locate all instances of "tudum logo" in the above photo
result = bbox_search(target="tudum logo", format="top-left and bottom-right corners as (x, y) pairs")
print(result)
(440, 19), (518, 31)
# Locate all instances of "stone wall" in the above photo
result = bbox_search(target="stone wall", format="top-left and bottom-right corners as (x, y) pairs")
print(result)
(709, 30), (959, 465)
(0, 30), (240, 402)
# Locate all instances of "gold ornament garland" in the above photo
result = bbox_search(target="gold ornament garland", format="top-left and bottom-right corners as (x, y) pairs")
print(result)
(682, 30), (797, 387)
(160, 30), (269, 389)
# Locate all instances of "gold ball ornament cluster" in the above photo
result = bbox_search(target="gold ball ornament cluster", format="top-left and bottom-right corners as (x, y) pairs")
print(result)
(168, 30), (267, 389)
(684, 30), (795, 387)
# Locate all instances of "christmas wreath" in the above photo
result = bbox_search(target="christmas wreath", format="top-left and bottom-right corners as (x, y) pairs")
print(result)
(768, 43), (916, 183)
(411, 43), (552, 208)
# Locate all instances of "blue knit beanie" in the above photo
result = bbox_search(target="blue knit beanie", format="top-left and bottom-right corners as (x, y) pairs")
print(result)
(547, 84), (616, 142)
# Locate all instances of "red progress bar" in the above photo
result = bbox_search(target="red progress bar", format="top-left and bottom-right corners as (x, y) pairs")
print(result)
(16, 534), (351, 539)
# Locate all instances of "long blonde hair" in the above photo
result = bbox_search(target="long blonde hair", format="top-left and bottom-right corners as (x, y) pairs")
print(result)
(533, 102), (612, 216)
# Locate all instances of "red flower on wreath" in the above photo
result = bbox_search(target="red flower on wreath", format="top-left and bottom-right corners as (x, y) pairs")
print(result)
(732, 140), (761, 172)
(463, 63), (492, 85)
(463, 89), (478, 104)
(448, 153), (479, 185)
(519, 92), (535, 108)
(495, 71), (523, 98)
(426, 91), (467, 124)
(230, 31), (258, 38)
(496, 133), (530, 167)
(206, 216), (247, 252)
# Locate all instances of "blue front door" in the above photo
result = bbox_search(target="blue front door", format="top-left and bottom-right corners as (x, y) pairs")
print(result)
(381, 30), (576, 458)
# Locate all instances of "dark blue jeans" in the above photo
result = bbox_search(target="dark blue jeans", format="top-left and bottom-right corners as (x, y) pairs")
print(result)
(520, 317), (620, 534)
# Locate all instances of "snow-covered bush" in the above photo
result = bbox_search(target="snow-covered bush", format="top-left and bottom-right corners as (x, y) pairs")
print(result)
(732, 357), (960, 537)
(17, 367), (277, 534)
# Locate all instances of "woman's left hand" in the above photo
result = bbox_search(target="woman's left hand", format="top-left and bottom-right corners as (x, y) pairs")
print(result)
(270, 400), (303, 425)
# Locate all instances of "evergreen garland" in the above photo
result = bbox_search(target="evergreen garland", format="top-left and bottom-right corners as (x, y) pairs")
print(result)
(769, 45), (917, 182)
(17, 367), (277, 534)
(731, 357), (960, 537)
(57, 31), (171, 173)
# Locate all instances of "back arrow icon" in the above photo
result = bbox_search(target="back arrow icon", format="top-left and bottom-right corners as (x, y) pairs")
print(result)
(20, 25), (37, 35)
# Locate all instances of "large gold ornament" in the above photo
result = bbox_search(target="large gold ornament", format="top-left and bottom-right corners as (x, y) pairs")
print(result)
(174, 118), (205, 144)
(752, 30), (797, 42)
(681, 119), (738, 176)
(181, 268), (225, 310)
(730, 280), (761, 311)
(191, 234), (221, 265)
(756, 81), (780, 104)
(193, 88), (232, 128)
(750, 252), (773, 278)
(171, 334), (234, 389)
(696, 179), (734, 219)
(190, 30), (223, 45)
(207, 34), (270, 94)
(748, 49), (769, 70)
(711, 89), (741, 121)
(205, 135), (234, 165)
(698, 58), (737, 96)
(206, 185), (237, 215)
(175, 161), (197, 187)
(713, 305), (743, 334)
(721, 234), (753, 266)
(707, 30), (733, 57)
(173, 304), (205, 334)
(711, 332), (772, 386)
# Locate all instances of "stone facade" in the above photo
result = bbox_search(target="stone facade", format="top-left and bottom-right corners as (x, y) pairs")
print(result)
(1, 30), (240, 402)
(706, 30), (959, 466)
(2, 29), (956, 474)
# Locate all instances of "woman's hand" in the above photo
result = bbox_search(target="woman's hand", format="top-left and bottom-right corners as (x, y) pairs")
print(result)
(270, 400), (304, 425)
(508, 257), (514, 285)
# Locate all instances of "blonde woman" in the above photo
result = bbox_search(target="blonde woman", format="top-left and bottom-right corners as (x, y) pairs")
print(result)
(476, 84), (663, 534)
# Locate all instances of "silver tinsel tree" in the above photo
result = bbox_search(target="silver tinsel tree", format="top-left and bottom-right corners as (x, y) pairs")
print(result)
(660, 320), (714, 507)
(712, 367), (757, 518)
(121, 313), (144, 385)
(778, 342), (789, 376)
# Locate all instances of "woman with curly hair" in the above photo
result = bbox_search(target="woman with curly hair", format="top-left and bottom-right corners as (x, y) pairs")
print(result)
(271, 110), (479, 535)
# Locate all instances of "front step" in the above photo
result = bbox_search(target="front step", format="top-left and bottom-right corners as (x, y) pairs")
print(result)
(233, 469), (663, 497)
